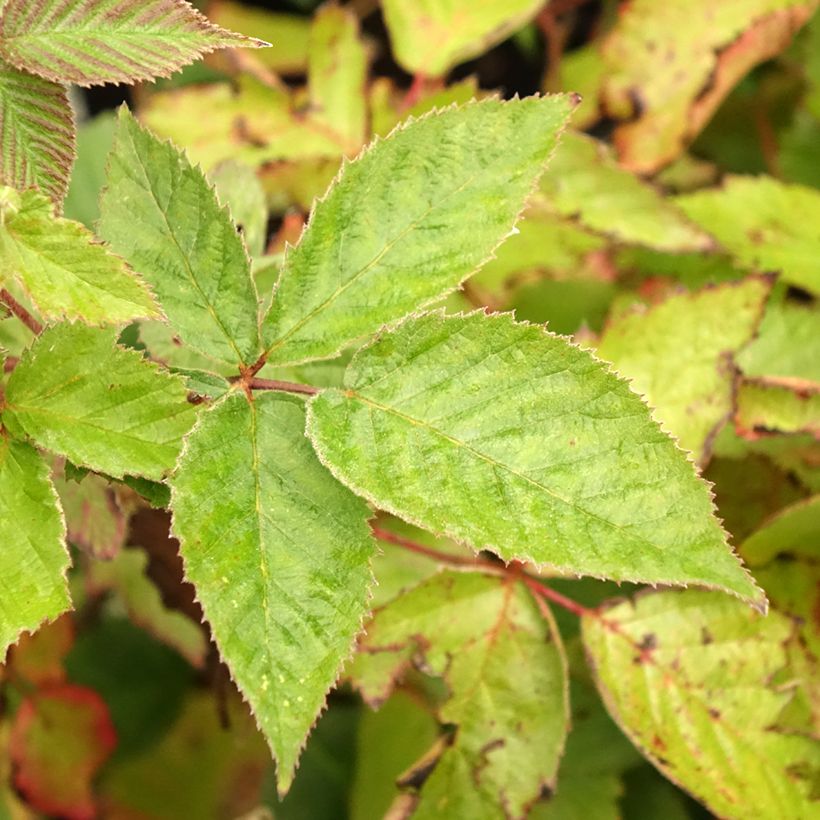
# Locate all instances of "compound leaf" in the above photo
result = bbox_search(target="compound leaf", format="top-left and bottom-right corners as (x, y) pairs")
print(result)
(0, 63), (74, 205)
(99, 108), (260, 367)
(583, 590), (820, 818)
(262, 95), (576, 367)
(307, 311), (762, 603)
(0, 186), (159, 325)
(0, 438), (70, 660)
(170, 391), (374, 792)
(381, 0), (543, 77)
(350, 571), (568, 818)
(0, 0), (264, 87)
(596, 278), (771, 463)
(4, 323), (196, 480)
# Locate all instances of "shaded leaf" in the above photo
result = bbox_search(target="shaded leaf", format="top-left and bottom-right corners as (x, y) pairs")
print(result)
(4, 323), (196, 480)
(208, 160), (267, 258)
(10, 684), (117, 820)
(0, 63), (74, 205)
(86, 547), (207, 667)
(350, 571), (568, 819)
(677, 176), (820, 295)
(596, 278), (771, 462)
(99, 108), (260, 367)
(170, 391), (374, 791)
(0, 186), (159, 325)
(540, 131), (713, 252)
(0, 438), (70, 660)
(263, 95), (576, 366)
(308, 311), (762, 602)
(7, 613), (74, 687)
(63, 112), (116, 228)
(0, 0), (264, 87)
(583, 589), (820, 818)
(53, 470), (127, 559)
(381, 0), (543, 77)
(741, 494), (820, 566)
(308, 4), (368, 154)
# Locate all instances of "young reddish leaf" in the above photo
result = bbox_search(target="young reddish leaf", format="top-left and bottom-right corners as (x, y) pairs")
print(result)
(0, 0), (267, 87)
(10, 684), (117, 820)
(7, 614), (74, 686)
(0, 63), (74, 205)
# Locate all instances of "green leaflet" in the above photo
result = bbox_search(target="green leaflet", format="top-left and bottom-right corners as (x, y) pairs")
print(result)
(583, 590), (820, 818)
(208, 161), (267, 259)
(741, 494), (820, 566)
(676, 176), (820, 295)
(3, 323), (196, 480)
(262, 95), (576, 367)
(349, 571), (568, 819)
(99, 109), (261, 367)
(63, 112), (116, 228)
(0, 438), (70, 659)
(595, 278), (771, 463)
(307, 4), (367, 154)
(539, 131), (713, 252)
(0, 187), (159, 325)
(0, 0), (263, 87)
(0, 63), (74, 205)
(169, 391), (374, 792)
(736, 380), (820, 436)
(307, 311), (763, 604)
(381, 0), (543, 76)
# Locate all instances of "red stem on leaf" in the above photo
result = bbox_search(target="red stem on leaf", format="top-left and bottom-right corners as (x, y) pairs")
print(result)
(0, 289), (42, 335)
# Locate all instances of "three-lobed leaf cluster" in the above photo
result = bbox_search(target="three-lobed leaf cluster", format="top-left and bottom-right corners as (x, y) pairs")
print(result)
(0, 87), (772, 806)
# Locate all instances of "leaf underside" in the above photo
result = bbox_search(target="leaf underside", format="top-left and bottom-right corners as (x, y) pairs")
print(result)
(307, 311), (763, 604)
(170, 391), (374, 792)
(0, 0), (261, 87)
(263, 95), (576, 367)
(0, 62), (74, 205)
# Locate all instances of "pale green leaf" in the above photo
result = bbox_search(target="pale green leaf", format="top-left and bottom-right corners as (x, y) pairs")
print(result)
(596, 278), (771, 462)
(350, 571), (568, 818)
(99, 108), (260, 367)
(737, 298), (820, 385)
(0, 63), (74, 205)
(53, 469), (126, 559)
(86, 547), (208, 668)
(741, 495), (820, 566)
(0, 0), (264, 87)
(583, 589), (820, 818)
(208, 160), (267, 259)
(736, 379), (820, 436)
(307, 311), (763, 603)
(263, 95), (576, 367)
(600, 0), (816, 171)
(540, 131), (713, 252)
(0, 186), (160, 325)
(308, 4), (367, 154)
(0, 438), (71, 659)
(3, 323), (196, 480)
(169, 391), (374, 791)
(382, 0), (543, 76)
(676, 176), (820, 295)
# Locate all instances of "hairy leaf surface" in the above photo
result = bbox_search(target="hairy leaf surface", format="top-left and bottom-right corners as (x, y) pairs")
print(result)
(263, 95), (575, 366)
(170, 391), (374, 791)
(0, 438), (70, 660)
(100, 109), (260, 366)
(0, 63), (74, 205)
(4, 323), (196, 480)
(677, 176), (820, 295)
(0, 187), (159, 324)
(596, 278), (771, 462)
(583, 590), (820, 818)
(308, 311), (762, 602)
(381, 0), (543, 76)
(0, 0), (262, 87)
(350, 571), (568, 818)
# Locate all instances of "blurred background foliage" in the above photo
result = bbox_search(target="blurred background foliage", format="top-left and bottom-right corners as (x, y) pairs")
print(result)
(2, 1), (819, 817)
